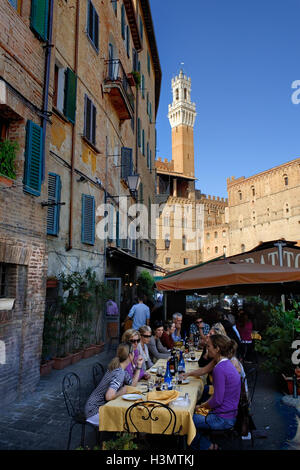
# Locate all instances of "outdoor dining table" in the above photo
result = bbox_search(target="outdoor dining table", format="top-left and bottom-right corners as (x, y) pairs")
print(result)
(98, 350), (205, 448)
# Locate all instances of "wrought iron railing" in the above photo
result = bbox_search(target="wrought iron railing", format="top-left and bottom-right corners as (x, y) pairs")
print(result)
(104, 59), (135, 112)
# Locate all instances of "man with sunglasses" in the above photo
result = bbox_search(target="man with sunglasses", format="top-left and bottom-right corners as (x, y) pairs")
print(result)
(189, 315), (210, 347)
(123, 295), (150, 331)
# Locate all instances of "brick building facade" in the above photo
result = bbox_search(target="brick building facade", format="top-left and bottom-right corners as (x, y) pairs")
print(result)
(0, 0), (51, 404)
(1, 0), (161, 405)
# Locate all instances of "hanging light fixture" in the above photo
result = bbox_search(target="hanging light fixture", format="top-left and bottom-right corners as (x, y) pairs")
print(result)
(127, 174), (141, 193)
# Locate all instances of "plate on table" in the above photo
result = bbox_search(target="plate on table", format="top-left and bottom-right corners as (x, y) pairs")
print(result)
(122, 394), (143, 401)
(187, 358), (198, 362)
(150, 368), (157, 373)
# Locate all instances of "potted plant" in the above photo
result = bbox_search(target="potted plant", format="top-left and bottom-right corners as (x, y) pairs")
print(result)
(130, 70), (141, 88)
(102, 432), (138, 450)
(255, 302), (300, 392)
(0, 139), (18, 183)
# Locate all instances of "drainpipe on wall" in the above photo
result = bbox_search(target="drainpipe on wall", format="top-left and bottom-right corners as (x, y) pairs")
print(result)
(41, 0), (54, 182)
(67, 0), (80, 251)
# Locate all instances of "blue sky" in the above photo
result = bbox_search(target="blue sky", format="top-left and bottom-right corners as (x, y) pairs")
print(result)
(150, 0), (300, 198)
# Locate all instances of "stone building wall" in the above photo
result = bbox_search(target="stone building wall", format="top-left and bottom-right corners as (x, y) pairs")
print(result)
(227, 158), (300, 256)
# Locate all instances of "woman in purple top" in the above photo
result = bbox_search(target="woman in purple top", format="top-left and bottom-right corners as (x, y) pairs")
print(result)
(191, 334), (241, 450)
(121, 329), (151, 380)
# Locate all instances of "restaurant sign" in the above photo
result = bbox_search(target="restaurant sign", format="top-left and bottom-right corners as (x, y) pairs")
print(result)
(232, 247), (300, 269)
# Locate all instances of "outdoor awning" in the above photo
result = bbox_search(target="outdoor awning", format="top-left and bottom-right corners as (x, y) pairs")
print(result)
(107, 247), (167, 274)
(155, 260), (300, 294)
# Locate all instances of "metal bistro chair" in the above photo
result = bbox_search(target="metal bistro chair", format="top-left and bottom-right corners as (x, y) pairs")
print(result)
(92, 362), (105, 388)
(62, 372), (99, 450)
(124, 400), (182, 449)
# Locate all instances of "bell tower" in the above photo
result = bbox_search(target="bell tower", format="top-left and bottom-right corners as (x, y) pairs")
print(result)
(168, 70), (196, 177)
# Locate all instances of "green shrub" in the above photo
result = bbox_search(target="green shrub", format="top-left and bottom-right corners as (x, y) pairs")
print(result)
(0, 140), (19, 179)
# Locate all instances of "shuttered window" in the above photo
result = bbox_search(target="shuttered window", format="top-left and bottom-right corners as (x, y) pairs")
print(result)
(137, 118), (141, 148)
(126, 25), (130, 58)
(47, 173), (61, 236)
(84, 95), (96, 145)
(30, 0), (49, 41)
(132, 48), (138, 72)
(149, 102), (152, 123)
(87, 0), (99, 51)
(139, 15), (143, 43)
(147, 51), (150, 75)
(150, 149), (152, 172)
(24, 120), (43, 196)
(121, 147), (133, 180)
(121, 4), (125, 39)
(64, 68), (77, 124)
(81, 194), (95, 245)
(112, 0), (117, 15)
(141, 75), (145, 99)
(142, 129), (145, 156)
(147, 142), (150, 168)
(139, 182), (143, 203)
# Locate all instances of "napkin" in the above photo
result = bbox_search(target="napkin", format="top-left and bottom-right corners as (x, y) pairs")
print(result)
(126, 385), (142, 394)
(147, 389), (180, 405)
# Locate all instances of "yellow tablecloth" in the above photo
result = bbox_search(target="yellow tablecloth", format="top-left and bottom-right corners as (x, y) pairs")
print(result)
(98, 352), (205, 446)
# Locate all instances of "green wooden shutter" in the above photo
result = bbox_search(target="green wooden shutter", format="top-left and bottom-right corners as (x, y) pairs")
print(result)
(81, 194), (95, 245)
(30, 0), (49, 41)
(116, 210), (120, 247)
(121, 4), (125, 39)
(147, 142), (149, 168)
(47, 173), (61, 235)
(126, 25), (130, 58)
(24, 120), (43, 196)
(64, 68), (77, 124)
(142, 129), (145, 155)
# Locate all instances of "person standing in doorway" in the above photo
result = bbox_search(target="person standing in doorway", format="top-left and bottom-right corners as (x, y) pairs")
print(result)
(122, 295), (150, 331)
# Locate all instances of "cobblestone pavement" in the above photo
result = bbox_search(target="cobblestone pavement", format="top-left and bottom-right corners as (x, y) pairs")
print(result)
(0, 351), (299, 451)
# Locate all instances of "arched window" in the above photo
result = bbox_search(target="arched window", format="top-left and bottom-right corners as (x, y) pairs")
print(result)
(214, 231), (218, 239)
(241, 244), (245, 253)
(175, 88), (179, 100)
(184, 88), (187, 100)
(215, 246), (218, 254)
(238, 190), (242, 201)
(251, 186), (255, 197)
(222, 230), (226, 238)
(283, 174), (288, 186)
(182, 235), (186, 251)
(223, 245), (227, 255)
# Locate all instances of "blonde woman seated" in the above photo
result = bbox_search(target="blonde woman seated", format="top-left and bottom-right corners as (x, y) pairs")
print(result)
(84, 342), (142, 425)
(121, 329), (151, 380)
(138, 325), (154, 371)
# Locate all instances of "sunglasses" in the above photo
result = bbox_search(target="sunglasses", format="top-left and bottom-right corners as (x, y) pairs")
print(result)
(142, 334), (151, 338)
(196, 321), (203, 324)
(130, 338), (141, 343)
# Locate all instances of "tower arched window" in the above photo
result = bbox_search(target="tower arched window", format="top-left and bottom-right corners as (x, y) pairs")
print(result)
(284, 174), (288, 186)
(184, 88), (187, 100)
(176, 88), (179, 100)
(238, 190), (242, 201)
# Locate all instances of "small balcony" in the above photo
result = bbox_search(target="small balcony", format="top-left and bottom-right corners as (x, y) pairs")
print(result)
(103, 59), (135, 120)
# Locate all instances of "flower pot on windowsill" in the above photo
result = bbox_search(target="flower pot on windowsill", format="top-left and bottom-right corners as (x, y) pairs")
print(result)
(40, 359), (54, 376)
(0, 298), (15, 311)
(82, 345), (97, 359)
(71, 350), (84, 364)
(52, 354), (73, 370)
(0, 174), (14, 187)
